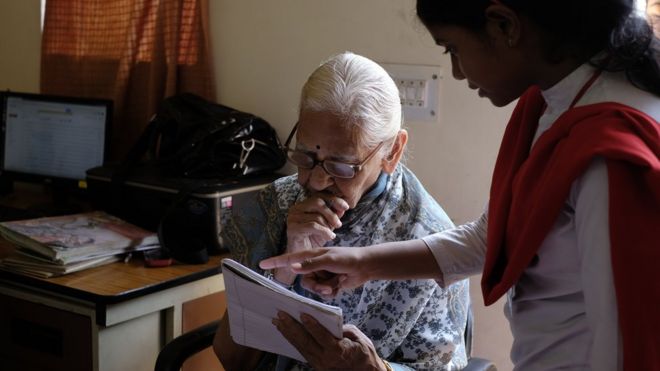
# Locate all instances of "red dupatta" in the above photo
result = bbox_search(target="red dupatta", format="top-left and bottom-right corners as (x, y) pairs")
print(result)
(482, 85), (660, 370)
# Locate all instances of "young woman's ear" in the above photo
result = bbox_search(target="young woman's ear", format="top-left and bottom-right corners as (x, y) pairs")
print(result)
(484, 4), (521, 48)
(382, 129), (408, 174)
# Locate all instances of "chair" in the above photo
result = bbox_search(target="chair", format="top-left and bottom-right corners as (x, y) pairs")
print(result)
(154, 308), (497, 371)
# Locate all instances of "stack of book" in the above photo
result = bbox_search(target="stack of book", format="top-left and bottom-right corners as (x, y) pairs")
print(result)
(0, 211), (160, 278)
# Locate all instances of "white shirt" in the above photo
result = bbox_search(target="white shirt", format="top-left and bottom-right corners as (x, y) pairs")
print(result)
(422, 63), (660, 370)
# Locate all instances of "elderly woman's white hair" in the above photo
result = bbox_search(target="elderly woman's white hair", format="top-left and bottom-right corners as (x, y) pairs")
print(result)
(299, 52), (402, 151)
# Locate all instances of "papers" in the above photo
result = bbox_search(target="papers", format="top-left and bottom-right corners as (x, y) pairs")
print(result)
(221, 258), (343, 362)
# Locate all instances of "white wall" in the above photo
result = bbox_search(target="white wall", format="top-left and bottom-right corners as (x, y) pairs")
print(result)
(0, 0), (41, 93)
(209, 1), (513, 369)
(0, 1), (515, 369)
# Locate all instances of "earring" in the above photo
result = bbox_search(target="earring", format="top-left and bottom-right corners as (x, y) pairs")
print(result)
(507, 37), (514, 47)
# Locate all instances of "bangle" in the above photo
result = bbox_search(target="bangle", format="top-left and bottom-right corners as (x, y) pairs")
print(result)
(264, 270), (294, 290)
(382, 359), (394, 371)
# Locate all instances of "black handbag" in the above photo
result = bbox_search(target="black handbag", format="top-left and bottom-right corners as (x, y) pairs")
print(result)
(142, 93), (286, 179)
(112, 93), (286, 264)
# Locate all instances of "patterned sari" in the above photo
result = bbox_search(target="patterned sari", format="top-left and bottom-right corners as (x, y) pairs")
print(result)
(221, 165), (469, 370)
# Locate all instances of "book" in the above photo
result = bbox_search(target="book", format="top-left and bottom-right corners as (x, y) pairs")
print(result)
(0, 211), (159, 265)
(221, 258), (343, 362)
(0, 252), (122, 278)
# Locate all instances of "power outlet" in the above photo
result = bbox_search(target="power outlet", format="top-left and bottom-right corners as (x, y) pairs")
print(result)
(380, 63), (442, 123)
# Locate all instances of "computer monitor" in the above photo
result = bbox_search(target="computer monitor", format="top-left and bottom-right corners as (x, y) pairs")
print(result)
(0, 91), (112, 194)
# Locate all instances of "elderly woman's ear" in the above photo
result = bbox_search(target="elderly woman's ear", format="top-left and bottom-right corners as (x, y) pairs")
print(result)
(382, 129), (408, 174)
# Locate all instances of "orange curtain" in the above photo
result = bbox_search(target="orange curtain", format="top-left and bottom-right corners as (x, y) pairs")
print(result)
(40, 0), (216, 161)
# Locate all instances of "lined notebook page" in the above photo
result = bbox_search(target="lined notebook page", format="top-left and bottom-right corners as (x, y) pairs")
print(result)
(221, 258), (343, 362)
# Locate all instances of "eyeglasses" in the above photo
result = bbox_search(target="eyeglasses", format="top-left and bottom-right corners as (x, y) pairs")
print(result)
(282, 122), (385, 179)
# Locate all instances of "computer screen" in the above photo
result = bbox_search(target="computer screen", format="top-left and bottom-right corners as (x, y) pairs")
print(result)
(0, 91), (112, 188)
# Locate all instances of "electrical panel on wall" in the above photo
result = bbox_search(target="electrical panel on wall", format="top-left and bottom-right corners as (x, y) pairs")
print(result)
(380, 63), (442, 123)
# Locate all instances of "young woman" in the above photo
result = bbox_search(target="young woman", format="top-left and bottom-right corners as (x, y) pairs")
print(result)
(261, 1), (660, 370)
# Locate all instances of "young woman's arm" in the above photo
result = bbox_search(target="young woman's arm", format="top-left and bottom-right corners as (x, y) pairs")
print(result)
(573, 158), (620, 370)
(260, 212), (489, 294)
(260, 239), (438, 294)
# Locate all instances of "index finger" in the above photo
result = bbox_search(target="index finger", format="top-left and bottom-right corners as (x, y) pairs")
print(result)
(259, 249), (320, 270)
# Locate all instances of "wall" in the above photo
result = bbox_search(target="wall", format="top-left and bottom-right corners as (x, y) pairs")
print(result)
(0, 0), (41, 93)
(0, 1), (514, 369)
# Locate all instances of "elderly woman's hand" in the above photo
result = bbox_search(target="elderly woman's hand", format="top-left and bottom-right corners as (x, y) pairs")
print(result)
(273, 311), (389, 371)
(272, 193), (349, 286)
(286, 193), (349, 252)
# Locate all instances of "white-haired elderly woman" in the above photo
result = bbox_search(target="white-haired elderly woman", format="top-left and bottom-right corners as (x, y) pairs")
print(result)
(213, 52), (469, 371)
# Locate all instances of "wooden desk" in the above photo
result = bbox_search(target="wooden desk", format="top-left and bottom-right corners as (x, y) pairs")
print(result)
(0, 241), (227, 371)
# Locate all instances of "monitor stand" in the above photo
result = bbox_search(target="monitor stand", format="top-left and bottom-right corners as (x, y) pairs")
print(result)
(20, 183), (90, 217)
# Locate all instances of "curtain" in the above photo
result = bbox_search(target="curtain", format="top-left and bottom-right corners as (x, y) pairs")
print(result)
(40, 0), (216, 161)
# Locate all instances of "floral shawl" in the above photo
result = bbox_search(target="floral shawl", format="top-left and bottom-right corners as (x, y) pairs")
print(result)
(221, 165), (470, 371)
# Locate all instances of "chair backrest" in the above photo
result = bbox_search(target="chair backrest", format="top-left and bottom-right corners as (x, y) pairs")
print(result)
(154, 319), (220, 371)
(465, 306), (475, 358)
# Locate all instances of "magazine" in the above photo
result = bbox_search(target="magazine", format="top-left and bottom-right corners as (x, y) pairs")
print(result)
(221, 258), (343, 362)
(0, 211), (159, 265)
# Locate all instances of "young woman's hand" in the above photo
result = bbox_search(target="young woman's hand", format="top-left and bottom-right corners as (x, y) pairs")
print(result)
(261, 239), (439, 295)
(260, 247), (371, 295)
(273, 311), (389, 371)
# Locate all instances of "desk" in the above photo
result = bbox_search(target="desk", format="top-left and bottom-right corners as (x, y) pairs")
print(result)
(0, 241), (227, 371)
(0, 177), (276, 370)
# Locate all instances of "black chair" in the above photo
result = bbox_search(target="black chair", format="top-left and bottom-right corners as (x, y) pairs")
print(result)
(154, 308), (497, 371)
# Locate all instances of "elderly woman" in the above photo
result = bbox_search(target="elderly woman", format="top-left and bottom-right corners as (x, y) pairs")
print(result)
(213, 52), (469, 371)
